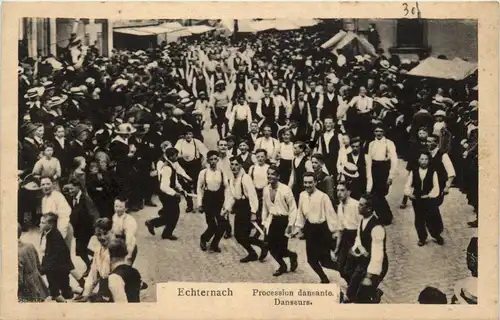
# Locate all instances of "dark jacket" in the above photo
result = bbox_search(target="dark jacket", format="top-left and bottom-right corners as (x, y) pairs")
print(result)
(70, 193), (100, 238)
(40, 228), (74, 274)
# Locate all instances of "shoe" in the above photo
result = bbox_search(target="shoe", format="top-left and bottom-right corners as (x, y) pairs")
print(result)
(468, 220), (478, 228)
(210, 246), (222, 253)
(289, 252), (298, 272)
(145, 201), (157, 207)
(320, 278), (330, 284)
(200, 238), (207, 251)
(54, 296), (66, 303)
(273, 269), (287, 277)
(162, 235), (178, 240)
(434, 236), (444, 245)
(186, 207), (193, 213)
(258, 246), (269, 262)
(399, 203), (407, 209)
(417, 240), (426, 247)
(145, 221), (155, 236)
(299, 235), (306, 240)
(224, 232), (232, 239)
(239, 254), (258, 263)
(140, 281), (149, 290)
(81, 268), (90, 278)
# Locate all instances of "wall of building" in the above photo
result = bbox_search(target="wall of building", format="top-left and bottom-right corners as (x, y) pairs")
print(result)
(354, 19), (478, 62)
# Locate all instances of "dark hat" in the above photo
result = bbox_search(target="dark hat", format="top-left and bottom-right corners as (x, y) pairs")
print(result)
(23, 122), (41, 136)
(225, 134), (236, 142)
(72, 124), (91, 137)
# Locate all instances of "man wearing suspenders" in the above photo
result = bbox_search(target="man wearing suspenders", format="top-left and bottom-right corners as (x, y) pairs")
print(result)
(175, 126), (208, 213)
(223, 157), (268, 263)
(366, 124), (398, 226)
(248, 149), (270, 241)
(197, 150), (230, 253)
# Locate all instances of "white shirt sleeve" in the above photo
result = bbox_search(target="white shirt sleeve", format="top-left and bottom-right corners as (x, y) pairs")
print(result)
(367, 225), (385, 276)
(56, 193), (72, 238)
(285, 187), (298, 227)
(293, 192), (305, 229)
(196, 169), (206, 208)
(242, 174), (259, 214)
(428, 172), (440, 198)
(404, 172), (413, 197)
(108, 273), (128, 302)
(366, 143), (373, 192)
(442, 153), (456, 178)
(388, 140), (398, 180)
(323, 194), (339, 233)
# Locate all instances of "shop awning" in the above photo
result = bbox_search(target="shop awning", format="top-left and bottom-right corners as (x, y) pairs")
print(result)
(137, 26), (174, 34)
(407, 57), (478, 80)
(159, 22), (184, 30)
(113, 28), (155, 36)
(186, 25), (215, 34)
(273, 19), (301, 31)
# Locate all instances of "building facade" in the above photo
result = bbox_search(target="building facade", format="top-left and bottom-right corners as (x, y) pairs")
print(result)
(344, 19), (478, 62)
(19, 18), (113, 60)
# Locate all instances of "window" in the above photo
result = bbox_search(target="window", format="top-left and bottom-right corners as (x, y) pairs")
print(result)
(396, 19), (425, 48)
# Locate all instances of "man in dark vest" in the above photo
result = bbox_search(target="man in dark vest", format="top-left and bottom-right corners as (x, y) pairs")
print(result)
(344, 194), (388, 303)
(404, 151), (444, 246)
(236, 139), (255, 173)
(306, 80), (321, 124)
(288, 141), (313, 203)
(315, 116), (340, 177)
(145, 147), (187, 240)
(340, 136), (368, 201)
(427, 134), (456, 207)
(310, 153), (335, 205)
(319, 82), (339, 122)
(290, 91), (313, 138)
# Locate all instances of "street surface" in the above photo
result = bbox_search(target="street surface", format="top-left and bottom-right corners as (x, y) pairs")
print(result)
(21, 125), (478, 303)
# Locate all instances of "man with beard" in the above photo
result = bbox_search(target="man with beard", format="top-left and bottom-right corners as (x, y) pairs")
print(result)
(261, 165), (299, 276)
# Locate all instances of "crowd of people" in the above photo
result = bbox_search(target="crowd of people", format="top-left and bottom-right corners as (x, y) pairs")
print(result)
(18, 21), (478, 304)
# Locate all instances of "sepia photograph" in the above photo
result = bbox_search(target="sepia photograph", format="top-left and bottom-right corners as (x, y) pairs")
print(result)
(16, 15), (479, 306)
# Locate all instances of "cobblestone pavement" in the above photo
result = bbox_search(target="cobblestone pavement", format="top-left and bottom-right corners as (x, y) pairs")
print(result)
(21, 126), (478, 303)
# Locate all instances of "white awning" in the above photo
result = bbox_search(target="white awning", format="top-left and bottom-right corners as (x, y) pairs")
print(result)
(408, 57), (478, 80)
(186, 25), (215, 34)
(159, 22), (184, 30)
(113, 28), (155, 36)
(137, 26), (174, 35)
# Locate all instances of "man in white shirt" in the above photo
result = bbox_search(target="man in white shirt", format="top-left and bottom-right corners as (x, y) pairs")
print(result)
(292, 172), (340, 283)
(246, 78), (264, 119)
(229, 95), (253, 141)
(366, 124), (398, 225)
(197, 150), (230, 253)
(254, 124), (280, 162)
(145, 147), (187, 240)
(112, 197), (138, 265)
(404, 151), (443, 246)
(223, 157), (268, 263)
(262, 165), (299, 276)
(344, 194), (388, 303)
(333, 182), (362, 281)
(426, 135), (456, 206)
(248, 149), (270, 238)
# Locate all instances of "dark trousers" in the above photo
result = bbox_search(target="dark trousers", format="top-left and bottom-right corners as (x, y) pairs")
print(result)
(234, 199), (265, 256)
(46, 271), (72, 299)
(412, 198), (443, 241)
(344, 254), (388, 303)
(201, 189), (228, 248)
(75, 233), (93, 267)
(150, 193), (180, 237)
(304, 221), (339, 281)
(249, 102), (259, 120)
(338, 229), (357, 281)
(214, 107), (228, 138)
(178, 158), (202, 211)
(371, 160), (393, 224)
(232, 119), (249, 142)
(268, 215), (295, 270)
(278, 159), (292, 185)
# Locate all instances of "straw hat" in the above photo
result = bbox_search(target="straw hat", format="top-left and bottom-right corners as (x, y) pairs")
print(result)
(434, 110), (447, 117)
(24, 88), (40, 100)
(342, 162), (360, 179)
(46, 95), (68, 108)
(115, 123), (137, 135)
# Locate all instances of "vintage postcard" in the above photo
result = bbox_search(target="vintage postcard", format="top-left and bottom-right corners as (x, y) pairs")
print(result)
(1, 1), (498, 319)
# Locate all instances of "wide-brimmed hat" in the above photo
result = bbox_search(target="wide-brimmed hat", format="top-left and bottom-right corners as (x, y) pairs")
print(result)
(23, 122), (42, 136)
(388, 66), (399, 73)
(172, 108), (185, 117)
(46, 95), (68, 108)
(72, 124), (91, 137)
(115, 123), (137, 135)
(434, 110), (447, 117)
(69, 87), (85, 96)
(24, 88), (40, 99)
(342, 162), (360, 178)
(42, 81), (55, 90)
(379, 60), (390, 69)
